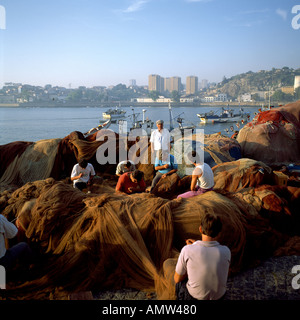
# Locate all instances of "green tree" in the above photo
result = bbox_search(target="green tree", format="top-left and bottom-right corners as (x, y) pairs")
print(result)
(271, 90), (294, 102)
(148, 90), (160, 101)
(251, 93), (262, 101)
(68, 89), (83, 101)
(171, 90), (181, 102)
(295, 87), (300, 100)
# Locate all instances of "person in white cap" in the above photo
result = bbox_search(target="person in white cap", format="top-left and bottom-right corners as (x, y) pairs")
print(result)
(150, 120), (171, 163)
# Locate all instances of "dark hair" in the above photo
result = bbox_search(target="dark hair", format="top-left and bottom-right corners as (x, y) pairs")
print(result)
(125, 161), (132, 168)
(187, 150), (202, 164)
(200, 213), (222, 238)
(79, 159), (88, 169)
(131, 170), (144, 181)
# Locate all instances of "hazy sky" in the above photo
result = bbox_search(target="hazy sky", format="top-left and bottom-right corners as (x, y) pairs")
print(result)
(0, 0), (299, 88)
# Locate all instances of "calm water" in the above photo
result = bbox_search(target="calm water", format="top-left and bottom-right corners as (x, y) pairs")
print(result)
(0, 105), (261, 145)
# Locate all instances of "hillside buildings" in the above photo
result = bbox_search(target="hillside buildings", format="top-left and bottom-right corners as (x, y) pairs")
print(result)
(1, 72), (299, 106)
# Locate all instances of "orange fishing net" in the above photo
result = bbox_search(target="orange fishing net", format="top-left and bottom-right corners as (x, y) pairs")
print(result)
(237, 100), (300, 165)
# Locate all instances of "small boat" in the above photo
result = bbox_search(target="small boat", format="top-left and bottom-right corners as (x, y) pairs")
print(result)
(169, 103), (195, 133)
(119, 108), (154, 136)
(197, 107), (250, 124)
(83, 119), (111, 137)
(102, 106), (126, 120)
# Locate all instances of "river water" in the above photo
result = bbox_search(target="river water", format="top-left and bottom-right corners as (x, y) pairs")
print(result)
(0, 105), (261, 145)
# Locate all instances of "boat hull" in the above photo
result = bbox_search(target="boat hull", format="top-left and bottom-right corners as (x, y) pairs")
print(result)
(102, 113), (126, 120)
(197, 113), (249, 124)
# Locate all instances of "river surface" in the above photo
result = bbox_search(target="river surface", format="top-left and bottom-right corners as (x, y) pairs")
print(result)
(0, 105), (262, 145)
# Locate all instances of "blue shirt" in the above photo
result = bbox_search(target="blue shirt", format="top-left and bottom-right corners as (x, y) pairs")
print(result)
(155, 154), (178, 174)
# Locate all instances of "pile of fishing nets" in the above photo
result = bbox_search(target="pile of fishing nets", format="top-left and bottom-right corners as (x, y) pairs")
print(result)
(237, 100), (300, 165)
(0, 130), (241, 191)
(1, 170), (299, 300)
(0, 118), (299, 300)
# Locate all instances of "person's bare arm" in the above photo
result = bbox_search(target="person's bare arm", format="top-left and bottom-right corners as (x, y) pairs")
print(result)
(71, 173), (83, 181)
(190, 167), (202, 191)
(174, 271), (187, 284)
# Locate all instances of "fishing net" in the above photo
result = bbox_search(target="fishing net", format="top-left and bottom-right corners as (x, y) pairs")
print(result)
(172, 132), (241, 178)
(0, 139), (61, 189)
(213, 158), (272, 192)
(2, 175), (297, 300)
(237, 100), (300, 165)
(0, 127), (299, 300)
(0, 179), (248, 298)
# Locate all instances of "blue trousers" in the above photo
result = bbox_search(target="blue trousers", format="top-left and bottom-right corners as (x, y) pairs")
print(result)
(0, 242), (33, 270)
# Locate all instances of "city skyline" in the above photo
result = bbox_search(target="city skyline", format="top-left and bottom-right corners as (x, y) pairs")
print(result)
(0, 0), (299, 88)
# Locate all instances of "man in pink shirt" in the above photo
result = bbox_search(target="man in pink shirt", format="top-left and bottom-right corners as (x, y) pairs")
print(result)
(174, 213), (231, 300)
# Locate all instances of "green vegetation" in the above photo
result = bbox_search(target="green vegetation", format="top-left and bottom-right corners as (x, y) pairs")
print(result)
(148, 90), (160, 101)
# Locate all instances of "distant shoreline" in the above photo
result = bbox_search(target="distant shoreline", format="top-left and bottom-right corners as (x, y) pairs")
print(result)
(0, 101), (285, 108)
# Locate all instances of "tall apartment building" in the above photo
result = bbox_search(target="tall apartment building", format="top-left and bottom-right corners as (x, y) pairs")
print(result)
(129, 79), (136, 87)
(200, 79), (208, 90)
(164, 77), (171, 92)
(186, 76), (198, 95)
(294, 76), (300, 91)
(148, 74), (164, 92)
(164, 76), (181, 92)
(171, 76), (181, 92)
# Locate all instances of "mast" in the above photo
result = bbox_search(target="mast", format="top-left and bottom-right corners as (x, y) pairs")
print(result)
(168, 102), (174, 131)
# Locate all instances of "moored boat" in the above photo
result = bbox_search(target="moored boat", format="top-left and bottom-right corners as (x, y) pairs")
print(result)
(197, 107), (250, 124)
(83, 119), (111, 137)
(102, 106), (126, 120)
(119, 108), (154, 136)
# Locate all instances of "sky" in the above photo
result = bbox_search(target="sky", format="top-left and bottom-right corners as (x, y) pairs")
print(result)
(0, 0), (299, 88)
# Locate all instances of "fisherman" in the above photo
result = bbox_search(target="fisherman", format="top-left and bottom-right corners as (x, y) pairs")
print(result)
(115, 169), (146, 194)
(71, 159), (95, 191)
(177, 151), (214, 199)
(150, 150), (178, 193)
(150, 120), (171, 162)
(174, 212), (231, 300)
(0, 214), (33, 272)
(116, 160), (136, 177)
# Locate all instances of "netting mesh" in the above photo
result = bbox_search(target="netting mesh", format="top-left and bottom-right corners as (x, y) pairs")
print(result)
(0, 118), (300, 300)
(237, 100), (300, 165)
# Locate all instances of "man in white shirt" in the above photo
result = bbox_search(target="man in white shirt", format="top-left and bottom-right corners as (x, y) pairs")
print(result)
(174, 213), (231, 300)
(150, 120), (171, 163)
(177, 150), (214, 198)
(71, 159), (95, 191)
(0, 214), (33, 270)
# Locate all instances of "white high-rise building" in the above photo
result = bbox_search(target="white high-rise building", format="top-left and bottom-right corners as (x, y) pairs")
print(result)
(294, 76), (300, 91)
(129, 79), (136, 87)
